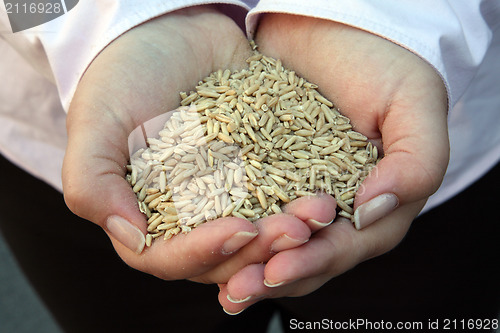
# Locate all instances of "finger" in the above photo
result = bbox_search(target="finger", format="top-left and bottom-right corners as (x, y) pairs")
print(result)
(345, 42), (449, 229)
(340, 50), (450, 230)
(283, 192), (337, 232)
(256, 14), (449, 230)
(190, 213), (311, 284)
(62, 6), (252, 238)
(221, 263), (329, 314)
(63, 98), (261, 279)
(121, 217), (258, 280)
(219, 264), (267, 315)
(261, 218), (361, 288)
(62, 107), (148, 254)
(61, 17), (201, 254)
(64, 123), (260, 279)
(352, 80), (449, 230)
(220, 204), (422, 307)
(263, 202), (424, 290)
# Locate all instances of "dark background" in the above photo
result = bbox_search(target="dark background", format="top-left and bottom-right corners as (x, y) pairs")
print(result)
(0, 154), (498, 333)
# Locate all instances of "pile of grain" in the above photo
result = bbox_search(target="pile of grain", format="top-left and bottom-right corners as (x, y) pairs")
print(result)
(127, 48), (379, 246)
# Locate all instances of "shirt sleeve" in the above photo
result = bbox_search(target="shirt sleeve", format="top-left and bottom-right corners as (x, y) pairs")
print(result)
(1, 0), (250, 111)
(246, 0), (500, 110)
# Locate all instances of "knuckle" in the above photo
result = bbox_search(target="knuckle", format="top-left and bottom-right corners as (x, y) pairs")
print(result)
(397, 154), (448, 202)
(62, 182), (94, 222)
(63, 186), (84, 215)
(321, 222), (360, 275)
(414, 161), (447, 197)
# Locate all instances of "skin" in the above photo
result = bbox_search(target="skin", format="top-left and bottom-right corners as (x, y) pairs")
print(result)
(63, 8), (449, 314)
(218, 14), (449, 314)
(62, 6), (333, 284)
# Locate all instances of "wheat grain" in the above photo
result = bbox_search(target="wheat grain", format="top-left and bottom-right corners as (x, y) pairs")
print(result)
(127, 44), (380, 245)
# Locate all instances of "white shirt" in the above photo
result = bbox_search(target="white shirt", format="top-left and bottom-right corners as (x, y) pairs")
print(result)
(1, 0), (499, 213)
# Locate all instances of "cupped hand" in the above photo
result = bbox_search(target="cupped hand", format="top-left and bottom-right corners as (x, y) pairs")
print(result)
(219, 13), (449, 314)
(62, 6), (321, 282)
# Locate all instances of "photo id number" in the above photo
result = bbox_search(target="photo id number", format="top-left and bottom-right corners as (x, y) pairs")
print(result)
(5, 2), (63, 14)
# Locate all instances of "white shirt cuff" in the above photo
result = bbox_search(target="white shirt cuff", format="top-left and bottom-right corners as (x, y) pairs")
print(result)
(15, 0), (250, 111)
(247, 0), (497, 110)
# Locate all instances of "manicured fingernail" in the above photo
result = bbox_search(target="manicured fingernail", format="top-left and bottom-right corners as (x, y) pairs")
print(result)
(227, 294), (252, 304)
(223, 307), (245, 316)
(353, 193), (399, 230)
(307, 218), (333, 229)
(106, 215), (145, 254)
(271, 234), (308, 253)
(222, 231), (258, 255)
(263, 280), (286, 288)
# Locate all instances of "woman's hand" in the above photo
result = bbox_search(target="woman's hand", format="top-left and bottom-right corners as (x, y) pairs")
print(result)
(219, 13), (449, 314)
(62, 7), (323, 282)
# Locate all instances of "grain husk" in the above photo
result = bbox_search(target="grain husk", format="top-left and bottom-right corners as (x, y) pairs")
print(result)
(127, 43), (380, 245)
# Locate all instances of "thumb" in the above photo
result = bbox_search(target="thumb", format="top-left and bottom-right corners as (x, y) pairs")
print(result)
(62, 101), (148, 254)
(353, 69), (450, 230)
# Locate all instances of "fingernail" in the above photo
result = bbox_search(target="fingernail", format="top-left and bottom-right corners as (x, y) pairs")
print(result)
(307, 218), (334, 229)
(223, 307), (245, 316)
(227, 294), (266, 304)
(222, 231), (258, 255)
(263, 280), (286, 288)
(353, 193), (399, 230)
(271, 234), (308, 253)
(106, 215), (145, 254)
(227, 294), (252, 304)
